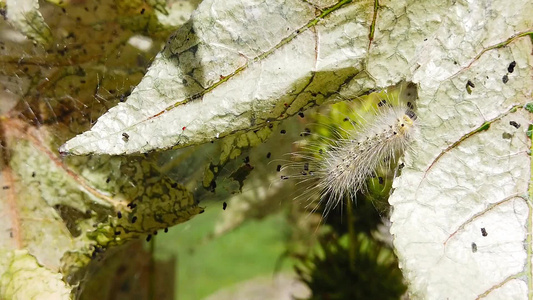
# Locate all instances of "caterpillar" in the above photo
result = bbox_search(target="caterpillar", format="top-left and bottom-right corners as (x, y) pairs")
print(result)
(281, 85), (418, 217)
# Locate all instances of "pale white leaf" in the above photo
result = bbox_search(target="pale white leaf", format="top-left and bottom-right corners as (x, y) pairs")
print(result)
(60, 0), (375, 155)
(387, 1), (533, 299)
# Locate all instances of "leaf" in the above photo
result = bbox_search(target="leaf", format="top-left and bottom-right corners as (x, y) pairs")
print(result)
(1, 119), (202, 293)
(60, 0), (376, 155)
(0, 0), (201, 297)
(4, 0), (533, 298)
(384, 2), (533, 300)
(63, 0), (533, 298)
(0, 250), (71, 300)
(5, 0), (52, 45)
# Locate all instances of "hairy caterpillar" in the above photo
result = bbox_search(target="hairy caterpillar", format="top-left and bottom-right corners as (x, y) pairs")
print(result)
(282, 86), (418, 217)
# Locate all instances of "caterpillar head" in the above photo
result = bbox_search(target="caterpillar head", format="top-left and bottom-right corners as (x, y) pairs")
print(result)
(397, 109), (417, 136)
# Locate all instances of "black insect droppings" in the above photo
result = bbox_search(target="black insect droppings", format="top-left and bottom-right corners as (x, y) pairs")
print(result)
(140, 8), (145, 14)
(298, 112), (304, 118)
(106, 177), (110, 183)
(114, 231), (121, 236)
(122, 132), (129, 141)
(243, 156), (250, 164)
(223, 202), (227, 210)
(508, 61), (516, 73)
(407, 102), (414, 110)
(481, 227), (487, 237)
(471, 242), (477, 253)
(300, 128), (311, 137)
(277, 165), (282, 172)
(131, 216), (137, 223)
(268, 123), (273, 129)
(164, 228), (168, 233)
(2, 186), (9, 190)
(266, 152), (271, 159)
(467, 80), (475, 88)
(502, 74), (509, 84)
(146, 234), (152, 242)
(199, 209), (205, 214)
(153, 231), (158, 235)
(378, 177), (384, 185)
(120, 90), (131, 103)
(171, 182), (178, 188)
(31, 172), (36, 177)
(398, 163), (405, 170)
(343, 117), (350, 122)
(280, 129), (286, 134)
(509, 121), (520, 129)
(117, 211), (122, 219)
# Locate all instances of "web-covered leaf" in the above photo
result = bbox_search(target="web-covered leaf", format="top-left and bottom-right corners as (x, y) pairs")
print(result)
(0, 0), (201, 298)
